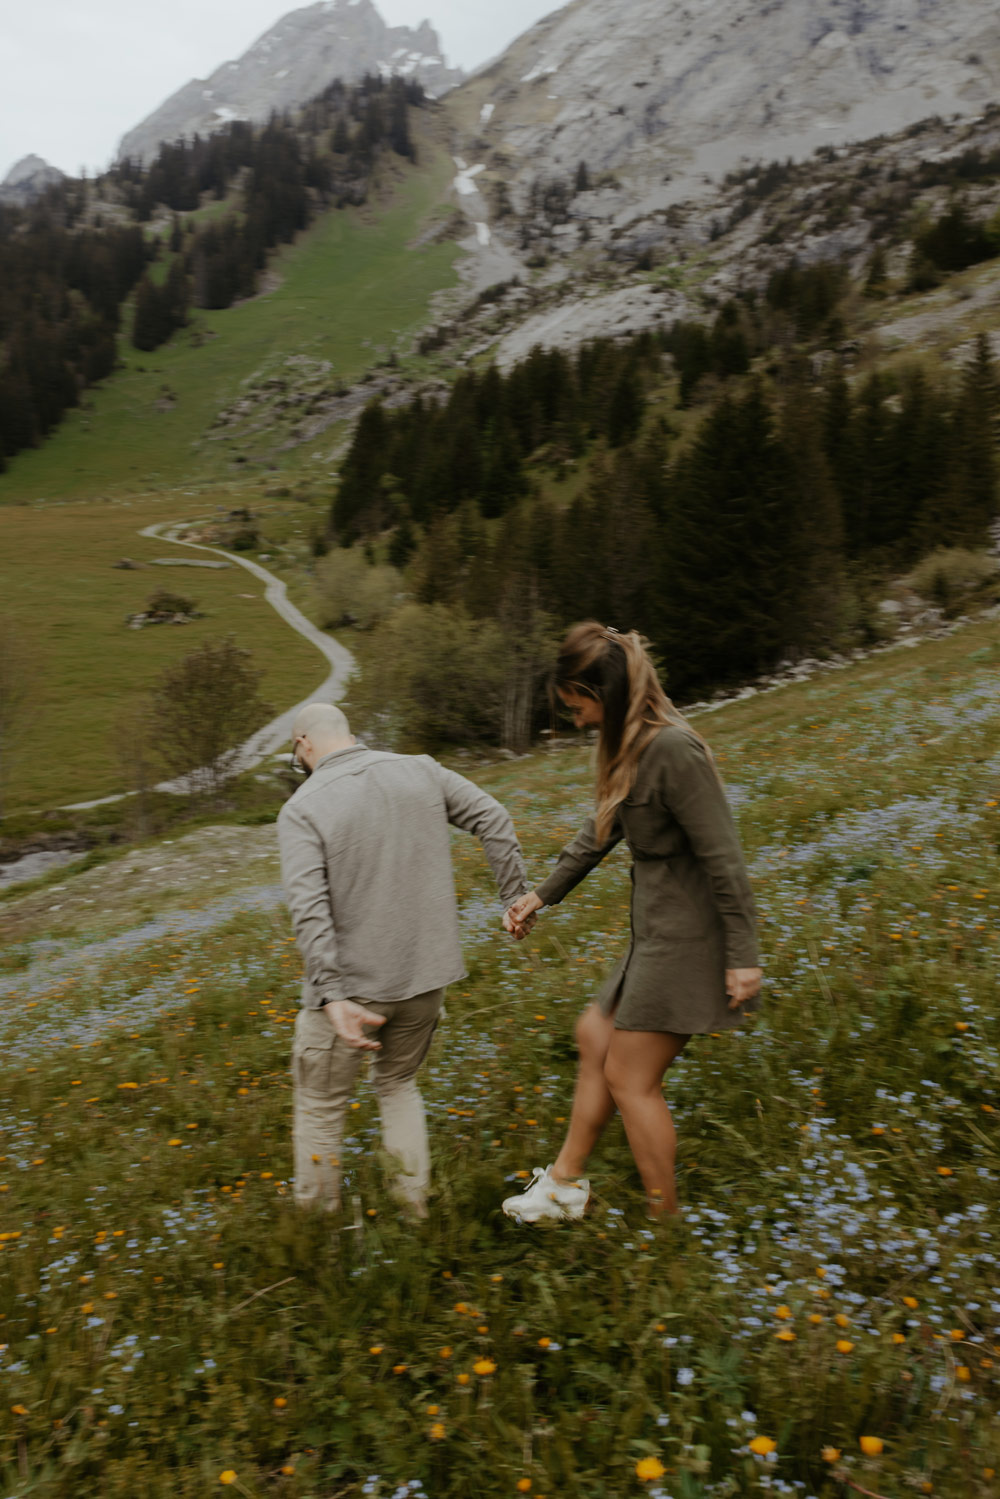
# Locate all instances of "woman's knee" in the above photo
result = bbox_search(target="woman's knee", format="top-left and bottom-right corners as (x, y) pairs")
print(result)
(602, 1051), (634, 1102)
(575, 1004), (613, 1065)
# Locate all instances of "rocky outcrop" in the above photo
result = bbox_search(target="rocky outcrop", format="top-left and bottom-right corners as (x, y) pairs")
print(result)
(0, 154), (66, 206)
(117, 0), (464, 165)
(458, 0), (1000, 205)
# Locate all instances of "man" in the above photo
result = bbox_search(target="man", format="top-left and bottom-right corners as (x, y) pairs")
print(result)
(278, 702), (530, 1216)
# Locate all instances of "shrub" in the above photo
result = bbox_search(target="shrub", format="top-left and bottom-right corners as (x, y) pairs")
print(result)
(148, 636), (273, 798)
(346, 602), (505, 749)
(314, 548), (403, 631)
(907, 547), (998, 612)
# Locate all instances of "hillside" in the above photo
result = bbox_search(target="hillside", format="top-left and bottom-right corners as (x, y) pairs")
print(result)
(1, 610), (997, 1497)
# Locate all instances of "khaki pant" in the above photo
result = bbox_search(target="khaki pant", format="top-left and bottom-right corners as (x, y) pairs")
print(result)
(291, 988), (443, 1212)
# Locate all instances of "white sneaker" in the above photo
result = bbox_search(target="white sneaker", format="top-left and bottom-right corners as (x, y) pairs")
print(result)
(501, 1165), (590, 1223)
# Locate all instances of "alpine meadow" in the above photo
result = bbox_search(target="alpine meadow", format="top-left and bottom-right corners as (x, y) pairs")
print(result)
(1, 1), (999, 1496)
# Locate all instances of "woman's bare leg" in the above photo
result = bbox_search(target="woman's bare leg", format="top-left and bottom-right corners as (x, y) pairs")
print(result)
(551, 1004), (618, 1181)
(603, 1030), (689, 1215)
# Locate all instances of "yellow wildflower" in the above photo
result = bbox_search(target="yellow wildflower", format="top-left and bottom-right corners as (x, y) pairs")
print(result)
(748, 1436), (777, 1456)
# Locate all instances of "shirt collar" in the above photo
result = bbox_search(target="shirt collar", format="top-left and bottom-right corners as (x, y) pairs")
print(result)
(314, 742), (368, 772)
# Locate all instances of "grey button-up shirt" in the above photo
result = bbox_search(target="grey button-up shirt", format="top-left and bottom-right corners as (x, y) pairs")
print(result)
(277, 743), (529, 1008)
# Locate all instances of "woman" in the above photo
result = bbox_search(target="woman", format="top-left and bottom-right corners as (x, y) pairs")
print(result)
(502, 622), (761, 1221)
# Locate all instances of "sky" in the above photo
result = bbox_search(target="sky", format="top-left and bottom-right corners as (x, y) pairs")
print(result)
(0, 0), (562, 179)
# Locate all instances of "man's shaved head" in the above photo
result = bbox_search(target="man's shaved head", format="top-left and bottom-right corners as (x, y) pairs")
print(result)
(292, 703), (351, 743)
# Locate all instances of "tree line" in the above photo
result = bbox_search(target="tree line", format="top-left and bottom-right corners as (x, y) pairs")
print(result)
(0, 206), (148, 469)
(327, 314), (998, 744)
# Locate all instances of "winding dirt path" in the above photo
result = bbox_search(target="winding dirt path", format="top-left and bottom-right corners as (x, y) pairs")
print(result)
(61, 524), (355, 811)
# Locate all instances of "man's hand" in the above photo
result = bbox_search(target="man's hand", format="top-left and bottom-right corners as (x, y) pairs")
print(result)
(726, 967), (763, 1010)
(323, 999), (386, 1050)
(504, 890), (543, 940)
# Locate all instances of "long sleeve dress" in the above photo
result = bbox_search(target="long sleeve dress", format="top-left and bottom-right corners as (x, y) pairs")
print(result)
(535, 724), (759, 1034)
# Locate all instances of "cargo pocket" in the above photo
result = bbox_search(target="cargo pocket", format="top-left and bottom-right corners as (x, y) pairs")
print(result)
(292, 1008), (338, 1092)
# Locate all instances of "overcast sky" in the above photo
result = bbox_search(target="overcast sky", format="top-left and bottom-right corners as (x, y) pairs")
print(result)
(1, 0), (562, 179)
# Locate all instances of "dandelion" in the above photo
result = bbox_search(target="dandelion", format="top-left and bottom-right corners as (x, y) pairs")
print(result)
(808, 1314), (824, 1325)
(956, 1366), (971, 1382)
(456, 1373), (470, 1386)
(273, 1397), (287, 1408)
(903, 1297), (919, 1309)
(834, 1314), (850, 1328)
(537, 1337), (551, 1349)
(748, 1436), (777, 1456)
(937, 1166), (953, 1177)
(775, 1305), (792, 1320)
(429, 1422), (446, 1440)
(822, 1447), (841, 1462)
(473, 1358), (497, 1376)
(775, 1329), (796, 1342)
(836, 1339), (855, 1353)
(219, 1473), (237, 1486)
(392, 1364), (407, 1375)
(635, 1457), (666, 1481)
(860, 1436), (884, 1456)
(369, 1346), (383, 1355)
(439, 1346), (453, 1359)
(950, 1329), (965, 1341)
(11, 1404), (28, 1416)
(517, 1482), (532, 1494)
(892, 1333), (906, 1345)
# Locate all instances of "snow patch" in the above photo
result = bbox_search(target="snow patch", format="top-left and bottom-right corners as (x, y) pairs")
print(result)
(213, 106), (246, 124)
(453, 159), (486, 196)
(274, 69), (289, 79)
(521, 60), (558, 82)
(475, 222), (492, 247)
(819, 30), (851, 50)
(480, 102), (495, 124)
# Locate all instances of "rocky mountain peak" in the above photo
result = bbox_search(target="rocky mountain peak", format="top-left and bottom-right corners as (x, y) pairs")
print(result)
(460, 0), (1000, 204)
(0, 155), (66, 206)
(117, 0), (464, 165)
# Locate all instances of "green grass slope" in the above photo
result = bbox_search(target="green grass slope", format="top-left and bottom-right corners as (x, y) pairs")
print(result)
(1, 617), (997, 1497)
(0, 150), (459, 504)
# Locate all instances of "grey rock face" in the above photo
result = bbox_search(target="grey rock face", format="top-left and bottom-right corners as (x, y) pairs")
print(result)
(0, 154), (66, 205)
(464, 0), (1000, 197)
(117, 0), (463, 164)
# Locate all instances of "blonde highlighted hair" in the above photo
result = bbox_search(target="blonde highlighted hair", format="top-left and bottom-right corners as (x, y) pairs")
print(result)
(554, 621), (707, 840)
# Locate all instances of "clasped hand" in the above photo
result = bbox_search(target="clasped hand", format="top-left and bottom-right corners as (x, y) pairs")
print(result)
(504, 890), (543, 940)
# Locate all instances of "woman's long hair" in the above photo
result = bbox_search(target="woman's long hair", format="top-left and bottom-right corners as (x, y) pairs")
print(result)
(554, 622), (705, 839)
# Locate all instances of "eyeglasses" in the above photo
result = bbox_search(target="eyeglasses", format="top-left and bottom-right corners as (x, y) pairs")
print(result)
(289, 736), (308, 776)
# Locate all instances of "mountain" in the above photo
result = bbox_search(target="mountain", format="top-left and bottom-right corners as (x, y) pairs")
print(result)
(458, 0), (1000, 205)
(0, 154), (66, 206)
(117, 0), (464, 165)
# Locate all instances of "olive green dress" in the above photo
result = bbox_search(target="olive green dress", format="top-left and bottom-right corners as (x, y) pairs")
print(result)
(535, 725), (759, 1034)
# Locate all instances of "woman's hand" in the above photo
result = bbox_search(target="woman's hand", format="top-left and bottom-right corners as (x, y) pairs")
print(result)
(725, 967), (762, 1010)
(504, 890), (543, 940)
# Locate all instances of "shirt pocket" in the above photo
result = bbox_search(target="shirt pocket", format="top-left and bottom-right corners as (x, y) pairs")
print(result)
(621, 786), (673, 858)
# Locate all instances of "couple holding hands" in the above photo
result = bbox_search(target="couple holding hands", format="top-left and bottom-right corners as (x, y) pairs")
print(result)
(278, 622), (761, 1225)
